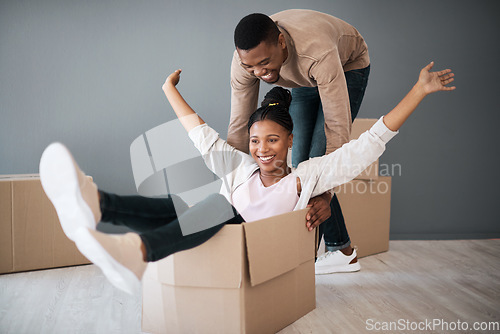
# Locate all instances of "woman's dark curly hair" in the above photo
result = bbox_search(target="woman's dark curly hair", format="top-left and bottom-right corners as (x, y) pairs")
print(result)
(247, 87), (293, 134)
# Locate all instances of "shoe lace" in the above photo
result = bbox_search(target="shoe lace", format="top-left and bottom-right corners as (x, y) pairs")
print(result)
(317, 251), (335, 261)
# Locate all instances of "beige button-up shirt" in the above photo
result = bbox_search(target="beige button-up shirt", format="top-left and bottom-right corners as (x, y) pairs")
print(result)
(228, 9), (370, 154)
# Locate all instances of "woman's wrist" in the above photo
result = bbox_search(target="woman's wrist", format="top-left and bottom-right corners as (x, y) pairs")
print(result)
(413, 81), (430, 98)
(162, 81), (175, 92)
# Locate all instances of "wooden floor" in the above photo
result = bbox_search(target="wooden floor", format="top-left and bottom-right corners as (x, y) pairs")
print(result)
(1, 240), (499, 333)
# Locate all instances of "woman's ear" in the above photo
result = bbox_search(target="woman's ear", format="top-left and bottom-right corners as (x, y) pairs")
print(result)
(288, 133), (293, 148)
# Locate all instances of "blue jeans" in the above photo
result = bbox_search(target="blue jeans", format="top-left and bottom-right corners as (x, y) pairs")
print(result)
(288, 65), (370, 251)
(99, 191), (245, 262)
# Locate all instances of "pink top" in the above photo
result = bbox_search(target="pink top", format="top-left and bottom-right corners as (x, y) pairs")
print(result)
(231, 171), (300, 222)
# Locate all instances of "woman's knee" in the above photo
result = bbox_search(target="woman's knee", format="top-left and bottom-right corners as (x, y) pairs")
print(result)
(198, 193), (235, 221)
(204, 193), (229, 206)
(170, 194), (190, 215)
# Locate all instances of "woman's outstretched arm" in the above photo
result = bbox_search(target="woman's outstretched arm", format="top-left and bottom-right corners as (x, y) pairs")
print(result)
(162, 69), (206, 132)
(383, 61), (456, 131)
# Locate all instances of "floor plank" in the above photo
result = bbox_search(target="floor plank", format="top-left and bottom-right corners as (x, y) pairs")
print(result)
(1, 240), (499, 333)
(281, 240), (500, 334)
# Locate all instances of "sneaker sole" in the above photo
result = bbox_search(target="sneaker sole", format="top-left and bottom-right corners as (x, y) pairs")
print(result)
(315, 262), (361, 275)
(75, 228), (141, 296)
(39, 143), (95, 241)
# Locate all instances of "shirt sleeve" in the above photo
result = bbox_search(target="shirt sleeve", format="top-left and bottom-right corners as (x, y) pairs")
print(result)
(296, 116), (398, 197)
(227, 51), (260, 154)
(310, 50), (352, 154)
(189, 123), (255, 190)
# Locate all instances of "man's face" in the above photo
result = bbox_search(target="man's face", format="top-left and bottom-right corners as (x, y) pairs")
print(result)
(237, 34), (287, 84)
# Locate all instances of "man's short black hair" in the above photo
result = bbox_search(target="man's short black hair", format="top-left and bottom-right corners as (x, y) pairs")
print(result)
(234, 13), (281, 50)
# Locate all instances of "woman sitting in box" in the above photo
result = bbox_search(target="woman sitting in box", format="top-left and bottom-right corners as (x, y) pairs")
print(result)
(39, 62), (455, 295)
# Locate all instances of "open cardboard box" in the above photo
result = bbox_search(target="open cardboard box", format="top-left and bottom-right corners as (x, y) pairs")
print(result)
(318, 176), (392, 258)
(142, 209), (316, 334)
(338, 176), (392, 257)
(0, 174), (90, 274)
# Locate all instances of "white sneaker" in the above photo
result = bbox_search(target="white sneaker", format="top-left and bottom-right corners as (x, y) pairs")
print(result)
(315, 248), (361, 275)
(39, 142), (101, 241)
(75, 227), (147, 295)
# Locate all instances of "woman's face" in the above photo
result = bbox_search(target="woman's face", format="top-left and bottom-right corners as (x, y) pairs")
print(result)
(249, 119), (293, 177)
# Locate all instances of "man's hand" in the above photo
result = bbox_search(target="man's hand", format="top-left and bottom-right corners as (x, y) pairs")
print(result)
(306, 192), (332, 231)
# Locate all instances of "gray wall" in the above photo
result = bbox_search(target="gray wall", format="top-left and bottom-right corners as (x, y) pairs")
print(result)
(1, 0), (499, 239)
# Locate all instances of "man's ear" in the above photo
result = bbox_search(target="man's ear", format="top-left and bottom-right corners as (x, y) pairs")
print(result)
(278, 33), (286, 49)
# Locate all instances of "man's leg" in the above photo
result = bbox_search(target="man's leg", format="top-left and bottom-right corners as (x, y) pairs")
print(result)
(314, 65), (370, 273)
(327, 65), (370, 250)
(307, 102), (352, 254)
(289, 87), (321, 168)
(345, 65), (370, 122)
(288, 87), (351, 255)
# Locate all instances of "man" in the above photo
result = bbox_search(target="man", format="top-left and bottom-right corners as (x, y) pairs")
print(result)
(227, 9), (370, 274)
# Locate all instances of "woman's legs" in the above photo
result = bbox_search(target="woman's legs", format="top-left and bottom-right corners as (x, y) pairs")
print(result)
(40, 142), (244, 295)
(74, 192), (244, 295)
(39, 142), (101, 241)
(138, 193), (244, 261)
(98, 191), (244, 261)
(98, 191), (189, 233)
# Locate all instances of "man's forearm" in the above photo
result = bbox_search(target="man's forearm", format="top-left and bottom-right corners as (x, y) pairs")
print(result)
(228, 87), (260, 153)
(228, 54), (260, 153)
(227, 115), (250, 153)
(318, 79), (352, 154)
(324, 120), (351, 154)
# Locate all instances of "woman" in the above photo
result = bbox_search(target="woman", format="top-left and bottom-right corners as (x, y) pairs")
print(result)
(39, 62), (455, 295)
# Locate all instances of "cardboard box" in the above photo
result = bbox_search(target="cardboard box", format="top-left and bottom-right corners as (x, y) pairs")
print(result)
(352, 118), (379, 180)
(336, 176), (392, 258)
(142, 209), (316, 334)
(0, 174), (90, 274)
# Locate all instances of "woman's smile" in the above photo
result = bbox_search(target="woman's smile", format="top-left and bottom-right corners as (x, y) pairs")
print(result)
(258, 154), (276, 164)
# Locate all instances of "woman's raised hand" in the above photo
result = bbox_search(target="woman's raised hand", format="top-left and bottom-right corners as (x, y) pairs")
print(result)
(418, 62), (456, 95)
(161, 68), (206, 132)
(382, 61), (456, 131)
(163, 69), (182, 91)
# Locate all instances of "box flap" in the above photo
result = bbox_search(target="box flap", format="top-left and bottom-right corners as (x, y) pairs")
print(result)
(142, 263), (168, 334)
(351, 119), (379, 180)
(0, 174), (39, 181)
(157, 224), (244, 288)
(12, 178), (90, 271)
(0, 181), (13, 273)
(337, 177), (391, 258)
(243, 260), (316, 334)
(243, 209), (314, 286)
(350, 118), (377, 139)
